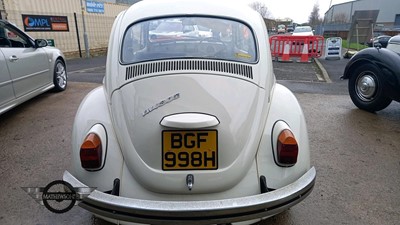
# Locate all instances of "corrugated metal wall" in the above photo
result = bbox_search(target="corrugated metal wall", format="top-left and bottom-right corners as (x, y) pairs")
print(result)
(2, 0), (129, 58)
(324, 0), (400, 25)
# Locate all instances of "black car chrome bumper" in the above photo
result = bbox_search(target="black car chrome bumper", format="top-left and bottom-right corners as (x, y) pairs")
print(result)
(63, 167), (316, 225)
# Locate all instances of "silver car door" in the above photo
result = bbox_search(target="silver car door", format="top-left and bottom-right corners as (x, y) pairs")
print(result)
(0, 48), (15, 109)
(1, 47), (50, 98)
(1, 24), (51, 98)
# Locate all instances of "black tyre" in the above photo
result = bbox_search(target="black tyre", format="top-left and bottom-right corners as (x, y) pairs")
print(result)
(348, 64), (392, 112)
(53, 59), (67, 92)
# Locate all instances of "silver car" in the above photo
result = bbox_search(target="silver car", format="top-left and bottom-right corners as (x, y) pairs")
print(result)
(0, 19), (67, 115)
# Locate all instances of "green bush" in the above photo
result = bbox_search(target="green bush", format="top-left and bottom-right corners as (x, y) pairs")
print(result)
(341, 40), (368, 50)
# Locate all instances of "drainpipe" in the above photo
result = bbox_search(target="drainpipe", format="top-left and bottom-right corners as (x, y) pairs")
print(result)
(80, 0), (90, 58)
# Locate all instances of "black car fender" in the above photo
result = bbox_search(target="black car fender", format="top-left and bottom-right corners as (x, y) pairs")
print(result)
(342, 48), (400, 101)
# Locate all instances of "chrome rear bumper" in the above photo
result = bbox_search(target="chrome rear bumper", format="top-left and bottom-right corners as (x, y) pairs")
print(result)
(63, 166), (316, 225)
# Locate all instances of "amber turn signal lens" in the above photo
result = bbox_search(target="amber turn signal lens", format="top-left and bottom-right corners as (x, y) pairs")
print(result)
(80, 133), (102, 169)
(277, 129), (298, 166)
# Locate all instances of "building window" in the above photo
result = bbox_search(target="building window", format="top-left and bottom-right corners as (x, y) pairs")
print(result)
(395, 14), (400, 28)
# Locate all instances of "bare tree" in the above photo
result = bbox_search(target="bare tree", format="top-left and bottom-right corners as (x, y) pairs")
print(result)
(308, 3), (323, 27)
(249, 1), (271, 19)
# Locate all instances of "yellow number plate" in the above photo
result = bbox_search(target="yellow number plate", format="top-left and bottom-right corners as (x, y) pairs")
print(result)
(162, 130), (218, 170)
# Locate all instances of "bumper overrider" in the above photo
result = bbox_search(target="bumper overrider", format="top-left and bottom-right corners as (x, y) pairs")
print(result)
(63, 167), (316, 225)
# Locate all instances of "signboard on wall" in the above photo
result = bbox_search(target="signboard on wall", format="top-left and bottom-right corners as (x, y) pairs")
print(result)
(86, 1), (105, 14)
(22, 15), (69, 32)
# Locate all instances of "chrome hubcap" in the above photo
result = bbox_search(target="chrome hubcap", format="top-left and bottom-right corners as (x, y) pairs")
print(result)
(356, 74), (376, 101)
(56, 63), (67, 88)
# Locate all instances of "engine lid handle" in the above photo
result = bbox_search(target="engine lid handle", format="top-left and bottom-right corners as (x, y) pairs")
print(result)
(160, 113), (219, 128)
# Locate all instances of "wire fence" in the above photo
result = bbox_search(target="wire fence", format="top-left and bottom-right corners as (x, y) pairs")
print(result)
(3, 1), (128, 58)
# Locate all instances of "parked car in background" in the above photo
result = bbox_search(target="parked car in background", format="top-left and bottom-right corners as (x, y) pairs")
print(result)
(0, 19), (67, 115)
(342, 34), (400, 112)
(292, 26), (314, 36)
(197, 24), (213, 37)
(367, 35), (391, 48)
(286, 25), (294, 33)
(277, 24), (286, 34)
(63, 0), (316, 224)
(149, 19), (212, 40)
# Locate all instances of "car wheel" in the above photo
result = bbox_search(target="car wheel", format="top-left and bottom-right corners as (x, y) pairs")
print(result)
(348, 64), (392, 112)
(53, 59), (67, 92)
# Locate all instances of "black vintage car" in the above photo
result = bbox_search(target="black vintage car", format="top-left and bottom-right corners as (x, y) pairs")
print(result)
(367, 35), (391, 48)
(341, 35), (400, 112)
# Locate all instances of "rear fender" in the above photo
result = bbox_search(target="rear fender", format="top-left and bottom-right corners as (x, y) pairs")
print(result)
(70, 86), (124, 192)
(342, 49), (400, 101)
(257, 84), (311, 189)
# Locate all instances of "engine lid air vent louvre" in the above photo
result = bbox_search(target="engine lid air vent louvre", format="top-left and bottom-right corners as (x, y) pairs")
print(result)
(125, 60), (253, 81)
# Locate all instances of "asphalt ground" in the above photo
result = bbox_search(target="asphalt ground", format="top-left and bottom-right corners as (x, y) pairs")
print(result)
(273, 59), (325, 82)
(273, 55), (349, 83)
(271, 50), (356, 98)
(317, 57), (350, 82)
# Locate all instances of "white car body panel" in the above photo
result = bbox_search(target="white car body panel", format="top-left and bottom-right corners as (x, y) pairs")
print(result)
(110, 74), (266, 194)
(71, 86), (124, 192)
(64, 0), (315, 224)
(387, 35), (400, 54)
(257, 84), (311, 188)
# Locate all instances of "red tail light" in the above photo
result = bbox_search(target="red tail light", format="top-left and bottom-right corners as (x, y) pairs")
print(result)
(80, 133), (102, 169)
(277, 129), (298, 166)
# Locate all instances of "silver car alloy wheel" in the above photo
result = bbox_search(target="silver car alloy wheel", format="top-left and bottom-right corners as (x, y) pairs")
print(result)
(355, 72), (376, 102)
(55, 62), (67, 89)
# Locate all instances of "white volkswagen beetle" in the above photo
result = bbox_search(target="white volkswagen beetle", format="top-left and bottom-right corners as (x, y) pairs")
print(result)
(63, 0), (316, 224)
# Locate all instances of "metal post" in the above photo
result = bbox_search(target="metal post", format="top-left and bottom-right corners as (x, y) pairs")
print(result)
(371, 22), (374, 47)
(74, 12), (82, 58)
(80, 0), (90, 58)
(356, 22), (359, 51)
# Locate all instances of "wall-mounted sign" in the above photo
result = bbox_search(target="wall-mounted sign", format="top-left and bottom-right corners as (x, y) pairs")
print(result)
(47, 39), (55, 46)
(22, 15), (69, 32)
(86, 1), (105, 14)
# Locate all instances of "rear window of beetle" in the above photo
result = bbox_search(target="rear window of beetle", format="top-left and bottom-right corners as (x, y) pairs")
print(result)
(121, 17), (257, 64)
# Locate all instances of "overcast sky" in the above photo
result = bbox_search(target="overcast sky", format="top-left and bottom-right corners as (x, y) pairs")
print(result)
(243, 0), (353, 24)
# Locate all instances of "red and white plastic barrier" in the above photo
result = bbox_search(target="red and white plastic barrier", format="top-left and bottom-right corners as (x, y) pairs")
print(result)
(269, 35), (325, 62)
